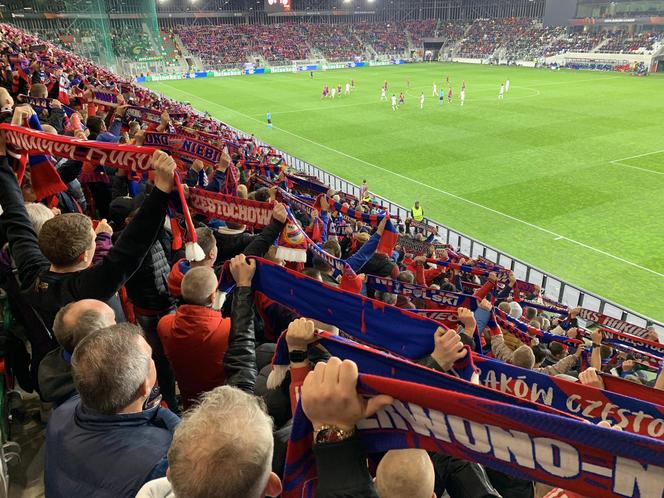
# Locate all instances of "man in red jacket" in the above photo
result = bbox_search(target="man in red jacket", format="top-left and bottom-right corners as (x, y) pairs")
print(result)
(158, 255), (257, 410)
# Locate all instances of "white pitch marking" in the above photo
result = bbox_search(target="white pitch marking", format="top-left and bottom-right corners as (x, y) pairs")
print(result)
(608, 149), (664, 176)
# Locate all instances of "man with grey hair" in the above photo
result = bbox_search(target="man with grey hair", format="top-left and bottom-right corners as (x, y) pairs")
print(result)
(137, 386), (282, 498)
(44, 323), (179, 498)
(24, 202), (55, 235)
(38, 299), (116, 406)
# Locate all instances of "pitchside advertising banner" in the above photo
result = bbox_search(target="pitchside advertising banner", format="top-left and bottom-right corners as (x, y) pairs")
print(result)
(265, 0), (292, 13)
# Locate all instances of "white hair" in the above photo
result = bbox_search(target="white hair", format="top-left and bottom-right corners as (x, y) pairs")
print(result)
(168, 386), (274, 498)
(25, 202), (54, 235)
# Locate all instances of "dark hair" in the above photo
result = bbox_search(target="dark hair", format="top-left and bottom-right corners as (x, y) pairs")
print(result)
(548, 341), (564, 357)
(531, 345), (546, 364)
(600, 345), (613, 360)
(39, 213), (93, 266)
(195, 227), (216, 258)
(312, 256), (332, 274)
(253, 188), (270, 203)
(86, 116), (104, 136)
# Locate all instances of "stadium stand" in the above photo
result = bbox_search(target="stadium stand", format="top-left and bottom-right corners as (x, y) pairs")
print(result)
(0, 12), (662, 498)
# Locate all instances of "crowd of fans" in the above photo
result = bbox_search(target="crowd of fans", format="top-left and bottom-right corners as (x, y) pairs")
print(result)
(353, 22), (411, 56)
(174, 21), (437, 67)
(597, 30), (664, 54)
(21, 19), (664, 70)
(0, 20), (662, 498)
(299, 23), (364, 61)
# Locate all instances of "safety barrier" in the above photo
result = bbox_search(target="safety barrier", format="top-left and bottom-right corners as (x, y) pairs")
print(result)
(229, 125), (664, 333)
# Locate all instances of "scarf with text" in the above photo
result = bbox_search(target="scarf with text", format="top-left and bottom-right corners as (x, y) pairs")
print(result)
(426, 257), (512, 283)
(365, 274), (478, 309)
(90, 86), (120, 107)
(493, 307), (579, 347)
(187, 188), (274, 229)
(143, 132), (224, 168)
(315, 333), (664, 438)
(0, 123), (202, 256)
(287, 173), (331, 195)
(578, 309), (652, 339)
(285, 367), (664, 498)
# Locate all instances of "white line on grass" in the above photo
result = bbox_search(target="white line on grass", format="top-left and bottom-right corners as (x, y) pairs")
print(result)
(608, 149), (664, 176)
(159, 82), (664, 279)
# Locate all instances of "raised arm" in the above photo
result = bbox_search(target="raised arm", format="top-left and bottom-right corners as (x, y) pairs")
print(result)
(0, 153), (50, 288)
(302, 358), (392, 498)
(66, 151), (175, 301)
(242, 203), (287, 257)
(224, 255), (258, 393)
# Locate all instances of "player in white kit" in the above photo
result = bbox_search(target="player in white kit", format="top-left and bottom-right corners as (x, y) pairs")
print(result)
(460, 88), (465, 106)
(331, 87), (336, 99)
(432, 83), (437, 97)
(499, 84), (504, 100)
(345, 82), (351, 95)
(380, 87), (387, 101)
(391, 94), (398, 111)
(505, 79), (510, 92)
(420, 92), (425, 109)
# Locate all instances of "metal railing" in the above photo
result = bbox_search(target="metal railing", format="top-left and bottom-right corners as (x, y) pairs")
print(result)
(227, 125), (663, 333)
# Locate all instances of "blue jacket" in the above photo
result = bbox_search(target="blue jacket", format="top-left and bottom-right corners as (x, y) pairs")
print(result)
(45, 395), (179, 498)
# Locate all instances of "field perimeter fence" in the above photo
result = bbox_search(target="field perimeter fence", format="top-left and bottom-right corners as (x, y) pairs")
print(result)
(227, 125), (663, 333)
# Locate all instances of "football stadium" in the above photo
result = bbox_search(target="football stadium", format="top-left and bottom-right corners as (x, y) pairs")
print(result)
(0, 0), (662, 496)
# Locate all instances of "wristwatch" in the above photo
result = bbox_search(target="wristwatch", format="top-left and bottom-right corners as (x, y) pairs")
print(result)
(288, 350), (308, 363)
(314, 425), (356, 445)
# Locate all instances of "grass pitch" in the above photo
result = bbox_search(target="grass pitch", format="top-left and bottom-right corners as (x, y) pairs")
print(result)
(145, 63), (664, 322)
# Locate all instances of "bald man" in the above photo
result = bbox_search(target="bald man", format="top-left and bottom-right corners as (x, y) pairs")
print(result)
(38, 299), (116, 405)
(376, 449), (436, 498)
(158, 255), (258, 409)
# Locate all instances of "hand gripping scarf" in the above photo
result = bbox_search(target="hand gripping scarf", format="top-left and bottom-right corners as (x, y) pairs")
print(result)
(313, 333), (664, 438)
(284, 371), (664, 498)
(325, 197), (398, 256)
(240, 258), (664, 495)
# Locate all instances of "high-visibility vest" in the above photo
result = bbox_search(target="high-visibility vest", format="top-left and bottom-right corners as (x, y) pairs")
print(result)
(412, 205), (424, 222)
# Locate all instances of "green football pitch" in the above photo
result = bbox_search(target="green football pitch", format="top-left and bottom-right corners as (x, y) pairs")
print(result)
(144, 63), (664, 322)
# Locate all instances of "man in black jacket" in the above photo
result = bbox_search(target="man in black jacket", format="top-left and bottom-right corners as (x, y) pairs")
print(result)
(0, 108), (178, 372)
(117, 203), (179, 410)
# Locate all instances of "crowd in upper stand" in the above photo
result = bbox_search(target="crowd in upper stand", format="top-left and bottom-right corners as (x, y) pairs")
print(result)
(170, 20), (664, 67)
(25, 19), (664, 70)
(0, 20), (662, 498)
